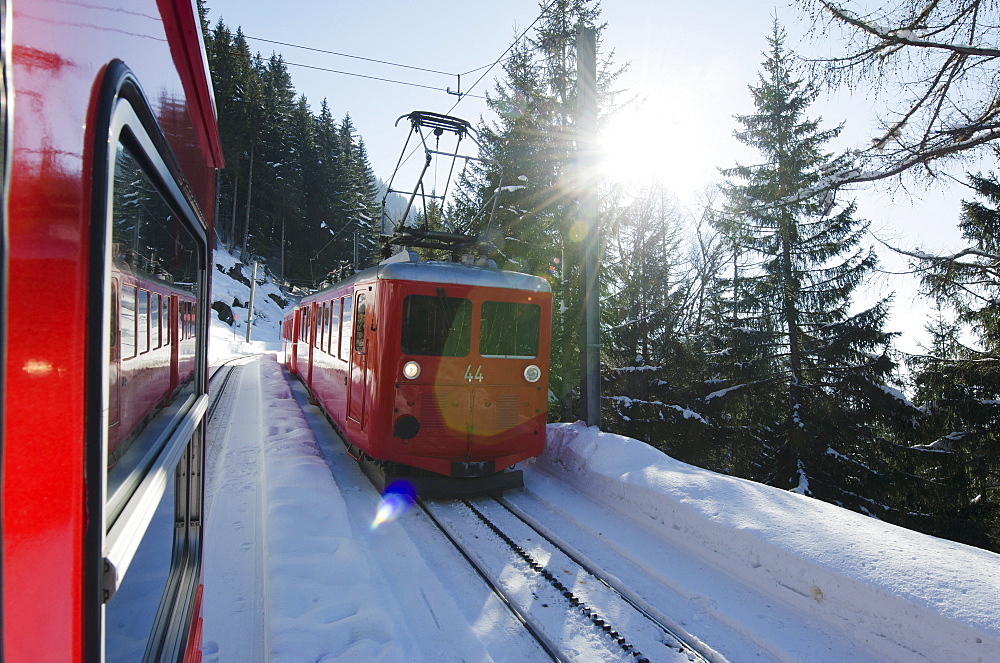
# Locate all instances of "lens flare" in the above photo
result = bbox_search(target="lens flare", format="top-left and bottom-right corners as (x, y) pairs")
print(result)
(499, 90), (528, 121)
(370, 479), (416, 530)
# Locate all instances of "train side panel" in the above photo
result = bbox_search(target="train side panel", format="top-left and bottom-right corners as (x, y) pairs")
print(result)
(1, 0), (222, 660)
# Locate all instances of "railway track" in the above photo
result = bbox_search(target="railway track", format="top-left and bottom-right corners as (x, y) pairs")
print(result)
(420, 495), (717, 663)
(207, 355), (258, 422)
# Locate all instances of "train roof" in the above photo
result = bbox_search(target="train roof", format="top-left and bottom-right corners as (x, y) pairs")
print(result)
(377, 260), (552, 293)
(304, 252), (551, 303)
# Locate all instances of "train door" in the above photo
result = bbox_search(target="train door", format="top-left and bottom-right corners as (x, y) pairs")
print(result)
(347, 290), (368, 424)
(289, 308), (300, 374)
(109, 280), (121, 429)
(169, 294), (180, 390)
(306, 303), (315, 387)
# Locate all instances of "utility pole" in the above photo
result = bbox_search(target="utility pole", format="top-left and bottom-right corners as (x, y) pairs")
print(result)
(245, 260), (257, 343)
(241, 143), (255, 261)
(576, 24), (601, 427)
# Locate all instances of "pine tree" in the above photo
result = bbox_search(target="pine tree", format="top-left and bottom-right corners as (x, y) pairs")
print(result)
(715, 23), (915, 508)
(452, 0), (618, 419)
(905, 174), (1000, 549)
(206, 23), (262, 253)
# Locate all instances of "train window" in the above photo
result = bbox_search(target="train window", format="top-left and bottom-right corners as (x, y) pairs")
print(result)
(330, 299), (340, 355)
(318, 303), (326, 349)
(150, 294), (160, 349)
(354, 294), (367, 353)
(325, 302), (332, 351)
(480, 301), (541, 359)
(107, 139), (201, 495)
(323, 303), (330, 348)
(163, 296), (170, 345)
(138, 290), (149, 354)
(340, 296), (353, 361)
(111, 285), (119, 348)
(401, 294), (471, 357)
(121, 286), (137, 359)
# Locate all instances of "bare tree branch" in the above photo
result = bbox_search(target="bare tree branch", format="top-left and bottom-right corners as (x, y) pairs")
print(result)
(800, 0), (1000, 183)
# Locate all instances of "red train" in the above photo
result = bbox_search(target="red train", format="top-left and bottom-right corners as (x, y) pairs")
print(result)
(1, 1), (223, 661)
(284, 248), (552, 494)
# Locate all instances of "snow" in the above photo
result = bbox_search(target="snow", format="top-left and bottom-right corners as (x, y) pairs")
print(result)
(538, 425), (999, 662)
(705, 384), (746, 401)
(200, 250), (999, 662)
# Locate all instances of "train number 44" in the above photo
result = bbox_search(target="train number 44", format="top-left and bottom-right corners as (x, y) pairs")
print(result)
(464, 364), (484, 382)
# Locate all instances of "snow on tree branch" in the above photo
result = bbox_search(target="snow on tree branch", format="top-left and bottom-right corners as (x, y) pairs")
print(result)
(800, 0), (1000, 183)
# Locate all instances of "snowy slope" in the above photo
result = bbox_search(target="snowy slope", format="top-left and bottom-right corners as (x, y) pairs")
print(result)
(209, 249), (285, 360)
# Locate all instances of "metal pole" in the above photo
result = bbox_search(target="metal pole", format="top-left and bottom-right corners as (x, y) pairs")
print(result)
(576, 24), (601, 427)
(245, 260), (257, 343)
(241, 143), (254, 260)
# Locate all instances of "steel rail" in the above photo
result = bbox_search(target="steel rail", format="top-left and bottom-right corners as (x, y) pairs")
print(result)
(417, 500), (567, 663)
(495, 496), (720, 663)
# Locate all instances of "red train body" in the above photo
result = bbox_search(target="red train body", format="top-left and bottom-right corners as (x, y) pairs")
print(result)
(1, 1), (222, 661)
(284, 250), (552, 492)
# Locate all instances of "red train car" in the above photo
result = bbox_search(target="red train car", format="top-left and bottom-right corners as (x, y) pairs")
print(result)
(284, 249), (552, 494)
(1, 1), (223, 661)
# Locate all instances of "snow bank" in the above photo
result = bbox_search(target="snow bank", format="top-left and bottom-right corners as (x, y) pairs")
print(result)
(534, 422), (1000, 663)
(256, 356), (403, 661)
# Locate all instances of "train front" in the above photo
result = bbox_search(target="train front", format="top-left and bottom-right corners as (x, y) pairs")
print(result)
(378, 260), (552, 494)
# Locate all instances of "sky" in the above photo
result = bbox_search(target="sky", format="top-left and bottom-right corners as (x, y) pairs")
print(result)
(193, 255), (999, 661)
(201, 0), (984, 354)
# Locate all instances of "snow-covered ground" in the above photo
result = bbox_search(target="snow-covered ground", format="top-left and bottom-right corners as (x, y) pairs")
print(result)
(201, 252), (999, 662)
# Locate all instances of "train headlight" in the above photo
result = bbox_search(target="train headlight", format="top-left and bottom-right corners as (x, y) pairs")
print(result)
(403, 361), (421, 380)
(524, 364), (541, 383)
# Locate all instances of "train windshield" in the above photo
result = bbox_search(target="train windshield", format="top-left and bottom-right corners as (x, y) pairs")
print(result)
(401, 293), (471, 356)
(480, 301), (540, 359)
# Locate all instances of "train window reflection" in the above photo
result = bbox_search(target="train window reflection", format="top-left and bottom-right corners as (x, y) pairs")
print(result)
(138, 290), (149, 354)
(401, 294), (471, 357)
(354, 294), (366, 353)
(150, 294), (160, 349)
(121, 286), (136, 359)
(107, 141), (200, 504)
(480, 301), (540, 359)
(162, 296), (170, 345)
(104, 461), (176, 662)
(340, 296), (352, 361)
(329, 299), (340, 354)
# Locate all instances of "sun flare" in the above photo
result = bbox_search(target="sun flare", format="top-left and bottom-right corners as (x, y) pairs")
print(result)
(599, 99), (716, 199)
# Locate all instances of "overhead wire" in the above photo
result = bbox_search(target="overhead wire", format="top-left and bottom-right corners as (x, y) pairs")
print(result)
(245, 35), (457, 77)
(281, 59), (486, 98)
(238, 0), (555, 114)
(445, 0), (553, 114)
(364, 1), (554, 184)
(234, 3), (556, 231)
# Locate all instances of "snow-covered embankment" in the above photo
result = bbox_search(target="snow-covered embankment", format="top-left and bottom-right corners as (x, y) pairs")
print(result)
(534, 423), (999, 663)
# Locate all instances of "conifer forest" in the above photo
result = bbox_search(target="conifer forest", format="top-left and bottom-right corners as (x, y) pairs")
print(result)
(201, 1), (999, 552)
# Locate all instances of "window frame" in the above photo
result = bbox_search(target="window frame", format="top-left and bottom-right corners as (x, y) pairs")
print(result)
(88, 65), (209, 663)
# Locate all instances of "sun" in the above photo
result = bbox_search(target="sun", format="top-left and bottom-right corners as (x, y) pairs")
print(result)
(598, 98), (718, 199)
